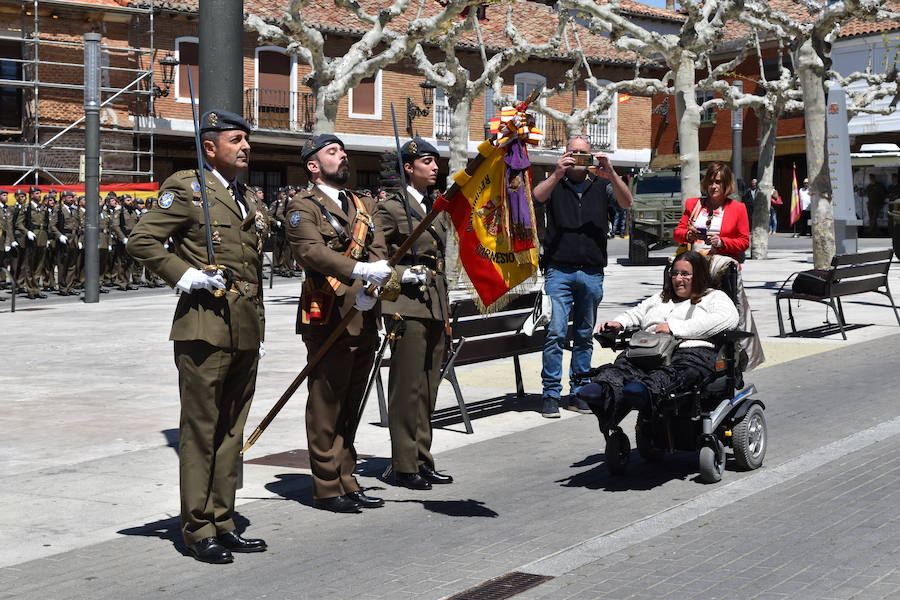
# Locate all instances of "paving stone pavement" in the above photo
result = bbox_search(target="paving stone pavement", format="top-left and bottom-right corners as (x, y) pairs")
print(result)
(514, 434), (900, 600)
(2, 331), (900, 600)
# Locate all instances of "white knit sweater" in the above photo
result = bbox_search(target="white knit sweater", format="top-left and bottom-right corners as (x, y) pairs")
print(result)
(612, 289), (739, 349)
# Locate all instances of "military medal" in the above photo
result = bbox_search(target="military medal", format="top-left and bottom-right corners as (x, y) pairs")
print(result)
(211, 230), (222, 245)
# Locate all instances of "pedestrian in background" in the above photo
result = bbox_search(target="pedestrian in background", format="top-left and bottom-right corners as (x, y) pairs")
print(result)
(769, 188), (782, 235)
(532, 134), (633, 418)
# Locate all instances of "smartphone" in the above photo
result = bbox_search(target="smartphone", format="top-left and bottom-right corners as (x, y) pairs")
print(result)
(697, 227), (709, 241)
(571, 152), (594, 167)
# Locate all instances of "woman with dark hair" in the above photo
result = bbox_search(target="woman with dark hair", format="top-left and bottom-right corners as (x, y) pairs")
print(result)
(585, 251), (739, 428)
(674, 162), (749, 262)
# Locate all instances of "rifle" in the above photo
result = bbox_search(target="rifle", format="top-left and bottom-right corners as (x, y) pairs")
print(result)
(240, 149), (490, 455)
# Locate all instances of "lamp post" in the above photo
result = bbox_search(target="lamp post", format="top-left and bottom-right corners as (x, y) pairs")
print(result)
(152, 53), (179, 98)
(406, 81), (436, 137)
(731, 80), (743, 186)
(83, 33), (101, 304)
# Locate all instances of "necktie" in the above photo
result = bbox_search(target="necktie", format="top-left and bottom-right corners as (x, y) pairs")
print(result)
(338, 191), (349, 215)
(230, 182), (248, 218)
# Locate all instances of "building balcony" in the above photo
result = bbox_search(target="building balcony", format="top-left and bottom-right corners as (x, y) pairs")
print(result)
(244, 88), (315, 133)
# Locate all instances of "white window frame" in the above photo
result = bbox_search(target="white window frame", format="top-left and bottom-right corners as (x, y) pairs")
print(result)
(586, 80), (617, 151)
(348, 70), (382, 120)
(514, 73), (547, 145)
(432, 87), (451, 140)
(696, 90), (717, 124)
(174, 36), (199, 104)
(254, 46), (298, 130)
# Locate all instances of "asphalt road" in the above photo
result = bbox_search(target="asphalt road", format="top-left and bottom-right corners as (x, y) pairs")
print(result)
(4, 331), (899, 600)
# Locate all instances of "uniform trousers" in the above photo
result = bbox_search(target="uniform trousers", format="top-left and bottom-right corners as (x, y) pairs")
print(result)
(174, 340), (258, 546)
(387, 318), (445, 473)
(304, 330), (376, 500)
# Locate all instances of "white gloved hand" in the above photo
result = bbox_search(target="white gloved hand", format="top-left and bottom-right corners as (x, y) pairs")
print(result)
(400, 268), (428, 285)
(352, 259), (393, 286)
(46, 240), (50, 247)
(78, 242), (83, 250)
(353, 287), (377, 311)
(10, 241), (17, 249)
(175, 267), (226, 294)
(108, 245), (112, 251)
(3, 245), (9, 252)
(123, 237), (129, 245)
(258, 342), (267, 359)
(58, 235), (68, 245)
(26, 231), (36, 241)
(275, 221), (282, 228)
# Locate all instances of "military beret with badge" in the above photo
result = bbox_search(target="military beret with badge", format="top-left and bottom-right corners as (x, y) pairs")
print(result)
(200, 109), (251, 135)
(400, 137), (440, 163)
(300, 134), (344, 165)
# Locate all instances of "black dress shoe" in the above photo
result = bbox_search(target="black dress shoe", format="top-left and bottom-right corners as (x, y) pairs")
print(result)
(188, 537), (233, 564)
(419, 464), (454, 484)
(345, 490), (384, 508)
(314, 495), (361, 513)
(58, 291), (69, 296)
(217, 531), (267, 553)
(395, 472), (432, 490)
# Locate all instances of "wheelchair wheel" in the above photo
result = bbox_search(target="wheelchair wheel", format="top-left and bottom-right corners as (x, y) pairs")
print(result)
(732, 404), (767, 470)
(635, 424), (663, 463)
(698, 439), (725, 483)
(605, 429), (631, 475)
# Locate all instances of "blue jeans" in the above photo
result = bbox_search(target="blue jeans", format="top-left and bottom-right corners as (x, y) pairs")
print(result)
(612, 207), (627, 236)
(541, 265), (605, 399)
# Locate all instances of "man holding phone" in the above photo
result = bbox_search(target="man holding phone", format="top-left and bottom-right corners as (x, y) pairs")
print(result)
(532, 135), (633, 418)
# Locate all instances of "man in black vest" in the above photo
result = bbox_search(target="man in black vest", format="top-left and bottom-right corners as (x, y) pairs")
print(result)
(532, 135), (632, 418)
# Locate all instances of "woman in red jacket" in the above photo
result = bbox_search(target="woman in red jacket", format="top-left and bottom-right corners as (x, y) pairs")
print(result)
(674, 162), (749, 262)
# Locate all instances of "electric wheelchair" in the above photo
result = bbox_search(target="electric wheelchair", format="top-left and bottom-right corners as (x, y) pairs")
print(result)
(577, 261), (767, 484)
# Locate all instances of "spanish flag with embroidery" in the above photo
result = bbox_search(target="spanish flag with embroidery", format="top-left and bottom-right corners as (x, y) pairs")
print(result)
(789, 164), (801, 226)
(442, 139), (540, 311)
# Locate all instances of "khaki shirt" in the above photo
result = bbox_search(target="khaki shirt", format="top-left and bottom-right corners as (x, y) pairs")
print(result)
(127, 170), (265, 351)
(285, 186), (387, 338)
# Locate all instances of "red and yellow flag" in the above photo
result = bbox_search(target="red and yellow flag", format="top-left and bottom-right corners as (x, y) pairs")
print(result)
(789, 164), (801, 226)
(441, 139), (540, 311)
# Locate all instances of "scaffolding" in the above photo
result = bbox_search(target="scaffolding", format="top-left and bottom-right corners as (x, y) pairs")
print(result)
(0, 0), (156, 185)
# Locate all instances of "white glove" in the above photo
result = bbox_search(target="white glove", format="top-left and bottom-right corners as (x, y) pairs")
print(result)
(164, 242), (170, 250)
(46, 240), (50, 247)
(78, 242), (83, 250)
(123, 237), (129, 244)
(353, 287), (377, 311)
(258, 342), (267, 359)
(3, 245), (9, 252)
(26, 231), (35, 241)
(108, 245), (112, 251)
(352, 259), (393, 286)
(59, 235), (68, 245)
(175, 267), (226, 294)
(275, 221), (282, 228)
(10, 241), (17, 248)
(401, 268), (428, 285)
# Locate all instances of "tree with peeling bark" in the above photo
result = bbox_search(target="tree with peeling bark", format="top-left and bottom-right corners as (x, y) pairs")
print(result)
(743, 0), (900, 269)
(560, 0), (745, 201)
(246, 0), (481, 134)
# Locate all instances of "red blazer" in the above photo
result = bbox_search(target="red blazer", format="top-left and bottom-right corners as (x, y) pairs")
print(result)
(673, 197), (749, 261)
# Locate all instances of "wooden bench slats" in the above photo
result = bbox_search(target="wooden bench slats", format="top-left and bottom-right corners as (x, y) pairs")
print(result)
(831, 248), (894, 266)
(451, 313), (533, 339)
(833, 262), (890, 279)
(832, 277), (890, 297)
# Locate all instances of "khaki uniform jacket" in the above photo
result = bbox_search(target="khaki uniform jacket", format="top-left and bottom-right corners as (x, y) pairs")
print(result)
(127, 170), (265, 351)
(375, 192), (449, 322)
(99, 208), (113, 248)
(0, 205), (12, 247)
(286, 186), (387, 338)
(15, 203), (50, 246)
(50, 204), (80, 243)
(111, 207), (139, 243)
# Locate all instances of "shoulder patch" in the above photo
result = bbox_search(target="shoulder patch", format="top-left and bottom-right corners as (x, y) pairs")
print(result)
(158, 192), (175, 209)
(289, 210), (301, 227)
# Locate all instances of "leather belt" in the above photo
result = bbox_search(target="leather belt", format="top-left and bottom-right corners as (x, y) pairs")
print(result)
(231, 280), (259, 296)
(398, 255), (445, 273)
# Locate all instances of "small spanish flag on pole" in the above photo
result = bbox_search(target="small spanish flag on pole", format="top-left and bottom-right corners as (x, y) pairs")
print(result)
(789, 164), (801, 226)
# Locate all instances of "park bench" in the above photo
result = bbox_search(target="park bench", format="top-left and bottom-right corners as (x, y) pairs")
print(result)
(775, 248), (900, 340)
(369, 290), (568, 434)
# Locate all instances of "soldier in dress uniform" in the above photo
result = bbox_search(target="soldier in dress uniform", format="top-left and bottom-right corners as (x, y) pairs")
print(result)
(375, 138), (454, 490)
(0, 191), (13, 294)
(11, 190), (28, 292)
(15, 186), (50, 299)
(285, 133), (391, 513)
(112, 194), (140, 290)
(42, 191), (59, 291)
(127, 109), (267, 564)
(250, 186), (272, 256)
(140, 197), (164, 288)
(50, 190), (80, 296)
(101, 193), (118, 287)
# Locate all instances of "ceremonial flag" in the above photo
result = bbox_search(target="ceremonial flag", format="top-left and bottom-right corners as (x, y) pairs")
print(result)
(789, 164), (801, 225)
(441, 101), (542, 311)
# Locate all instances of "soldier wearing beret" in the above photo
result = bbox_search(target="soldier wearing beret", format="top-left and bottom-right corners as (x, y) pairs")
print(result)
(50, 190), (80, 296)
(41, 193), (59, 292)
(375, 137), (453, 490)
(14, 186), (50, 298)
(112, 194), (139, 290)
(286, 133), (391, 513)
(271, 186), (295, 277)
(128, 109), (267, 564)
(0, 190), (13, 294)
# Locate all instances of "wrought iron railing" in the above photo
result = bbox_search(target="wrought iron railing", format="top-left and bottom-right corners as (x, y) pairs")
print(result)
(587, 117), (612, 150)
(243, 88), (315, 133)
(433, 102), (452, 141)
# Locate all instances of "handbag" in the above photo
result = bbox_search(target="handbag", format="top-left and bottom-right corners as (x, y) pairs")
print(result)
(791, 269), (833, 297)
(626, 331), (681, 369)
(674, 198), (705, 256)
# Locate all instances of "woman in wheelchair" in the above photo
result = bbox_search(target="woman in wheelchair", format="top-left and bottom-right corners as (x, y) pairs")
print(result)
(581, 251), (739, 431)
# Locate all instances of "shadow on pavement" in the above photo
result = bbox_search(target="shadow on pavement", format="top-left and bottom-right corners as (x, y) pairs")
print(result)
(558, 451), (699, 491)
(390, 498), (499, 518)
(162, 428), (179, 452)
(780, 322), (868, 338)
(431, 393), (544, 431)
(264, 473), (315, 507)
(116, 513), (253, 556)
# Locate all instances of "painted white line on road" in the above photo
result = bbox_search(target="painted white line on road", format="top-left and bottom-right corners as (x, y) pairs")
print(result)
(519, 416), (900, 577)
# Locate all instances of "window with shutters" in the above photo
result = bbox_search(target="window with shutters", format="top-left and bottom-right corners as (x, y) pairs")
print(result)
(255, 47), (294, 130)
(0, 40), (22, 130)
(175, 37), (199, 103)
(348, 71), (381, 119)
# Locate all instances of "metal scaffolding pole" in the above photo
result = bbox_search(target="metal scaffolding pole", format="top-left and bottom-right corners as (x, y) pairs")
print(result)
(83, 33), (101, 304)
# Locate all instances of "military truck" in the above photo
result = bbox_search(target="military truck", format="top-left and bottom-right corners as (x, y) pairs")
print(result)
(628, 170), (683, 265)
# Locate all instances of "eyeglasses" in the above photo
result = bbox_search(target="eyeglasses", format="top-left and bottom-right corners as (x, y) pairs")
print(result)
(671, 271), (693, 278)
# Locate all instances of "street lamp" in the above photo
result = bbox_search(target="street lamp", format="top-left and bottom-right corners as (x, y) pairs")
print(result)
(406, 81), (436, 137)
(731, 80), (744, 184)
(152, 53), (179, 98)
